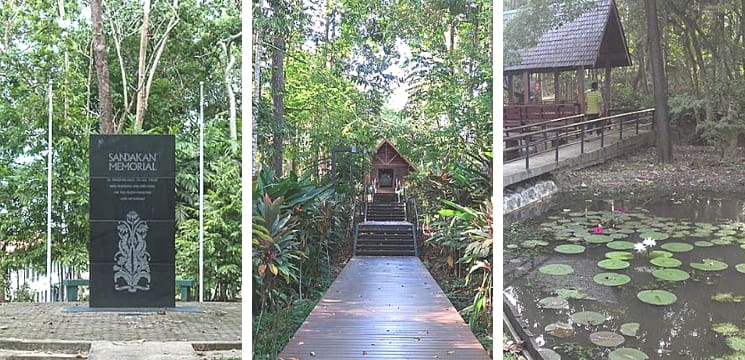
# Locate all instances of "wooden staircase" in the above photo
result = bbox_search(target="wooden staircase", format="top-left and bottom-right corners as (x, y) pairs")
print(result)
(355, 195), (417, 256)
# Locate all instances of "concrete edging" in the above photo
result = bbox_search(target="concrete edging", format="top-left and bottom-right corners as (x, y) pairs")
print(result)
(503, 294), (545, 360)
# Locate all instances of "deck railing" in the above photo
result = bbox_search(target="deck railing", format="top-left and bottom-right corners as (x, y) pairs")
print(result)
(407, 197), (421, 257)
(503, 108), (655, 169)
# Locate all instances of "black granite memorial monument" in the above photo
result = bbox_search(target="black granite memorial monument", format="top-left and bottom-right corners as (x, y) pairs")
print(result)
(89, 135), (175, 307)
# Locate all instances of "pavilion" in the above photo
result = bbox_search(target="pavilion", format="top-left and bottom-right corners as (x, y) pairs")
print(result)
(504, 0), (632, 123)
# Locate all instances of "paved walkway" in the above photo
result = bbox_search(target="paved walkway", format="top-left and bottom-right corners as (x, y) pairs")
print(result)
(504, 129), (653, 187)
(278, 257), (489, 360)
(0, 302), (240, 359)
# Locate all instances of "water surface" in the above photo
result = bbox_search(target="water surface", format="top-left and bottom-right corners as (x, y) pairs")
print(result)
(505, 193), (745, 359)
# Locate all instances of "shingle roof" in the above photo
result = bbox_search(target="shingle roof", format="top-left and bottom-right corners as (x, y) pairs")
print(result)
(504, 0), (631, 74)
(374, 139), (416, 172)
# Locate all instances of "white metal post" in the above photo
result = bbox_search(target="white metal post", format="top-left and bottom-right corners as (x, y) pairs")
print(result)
(199, 81), (205, 302)
(46, 80), (53, 302)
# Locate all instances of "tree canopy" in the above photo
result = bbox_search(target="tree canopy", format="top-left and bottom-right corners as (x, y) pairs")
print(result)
(1, 0), (241, 301)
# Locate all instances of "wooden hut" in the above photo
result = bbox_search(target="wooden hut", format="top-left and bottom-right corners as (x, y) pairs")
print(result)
(503, 0), (631, 123)
(370, 139), (416, 194)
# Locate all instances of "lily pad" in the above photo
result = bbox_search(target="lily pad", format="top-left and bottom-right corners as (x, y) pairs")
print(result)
(538, 296), (569, 309)
(650, 257), (682, 268)
(610, 233), (629, 239)
(660, 242), (694, 253)
(506, 244), (519, 249)
(727, 337), (745, 352)
(736, 264), (745, 274)
(585, 234), (613, 244)
(538, 349), (561, 360)
(711, 292), (743, 303)
(712, 238), (734, 245)
(593, 272), (631, 286)
(609, 348), (649, 360)
(620, 323), (640, 337)
(637, 289), (677, 305)
(605, 251), (634, 260)
(639, 232), (669, 241)
(589, 331), (625, 347)
(607, 241), (635, 250)
(522, 240), (550, 248)
(554, 244), (586, 254)
(694, 241), (714, 247)
(690, 259), (729, 271)
(555, 288), (588, 299)
(648, 250), (673, 258)
(652, 268), (690, 281)
(545, 322), (574, 338)
(712, 323), (740, 336)
(540, 264), (575, 276)
(571, 311), (606, 326)
(598, 259), (631, 270)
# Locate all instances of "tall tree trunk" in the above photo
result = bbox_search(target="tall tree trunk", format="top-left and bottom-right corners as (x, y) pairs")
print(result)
(271, 34), (286, 177)
(90, 0), (115, 134)
(646, 0), (672, 162)
(57, 0), (68, 119)
(742, 0), (745, 74)
(221, 32), (241, 141)
(134, 0), (151, 132)
(252, 28), (262, 176)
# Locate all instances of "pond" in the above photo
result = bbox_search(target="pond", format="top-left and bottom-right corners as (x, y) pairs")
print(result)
(504, 193), (745, 360)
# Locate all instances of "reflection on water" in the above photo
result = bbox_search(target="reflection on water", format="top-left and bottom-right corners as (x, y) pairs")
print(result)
(504, 193), (745, 359)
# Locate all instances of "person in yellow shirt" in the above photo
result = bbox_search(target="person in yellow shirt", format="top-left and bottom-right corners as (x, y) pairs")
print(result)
(585, 81), (604, 135)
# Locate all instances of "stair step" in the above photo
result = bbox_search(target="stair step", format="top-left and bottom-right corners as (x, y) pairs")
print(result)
(357, 245), (414, 250)
(0, 350), (88, 359)
(356, 249), (416, 256)
(358, 240), (413, 245)
(357, 234), (413, 241)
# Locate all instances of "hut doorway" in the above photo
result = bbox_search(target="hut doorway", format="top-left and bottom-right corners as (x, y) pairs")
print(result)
(378, 169), (394, 188)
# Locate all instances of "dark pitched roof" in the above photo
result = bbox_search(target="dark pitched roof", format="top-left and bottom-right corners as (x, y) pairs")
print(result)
(504, 0), (631, 74)
(374, 139), (416, 172)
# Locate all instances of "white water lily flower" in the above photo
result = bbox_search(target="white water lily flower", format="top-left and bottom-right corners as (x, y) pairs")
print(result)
(634, 242), (647, 253)
(642, 238), (656, 247)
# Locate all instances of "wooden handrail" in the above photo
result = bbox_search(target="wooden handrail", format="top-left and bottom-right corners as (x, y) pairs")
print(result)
(503, 109), (654, 142)
(504, 114), (584, 133)
(503, 109), (655, 167)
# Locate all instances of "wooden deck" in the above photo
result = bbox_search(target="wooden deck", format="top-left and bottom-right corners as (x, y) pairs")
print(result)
(278, 257), (489, 360)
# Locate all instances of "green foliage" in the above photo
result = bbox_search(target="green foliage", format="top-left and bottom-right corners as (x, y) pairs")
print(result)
(1, 0), (240, 300)
(423, 150), (492, 332)
(12, 283), (35, 303)
(695, 78), (745, 159)
(252, 298), (316, 360)
(251, 167), (342, 357)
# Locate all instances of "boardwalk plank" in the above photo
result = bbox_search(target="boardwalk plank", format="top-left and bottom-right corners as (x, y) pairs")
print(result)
(278, 257), (489, 360)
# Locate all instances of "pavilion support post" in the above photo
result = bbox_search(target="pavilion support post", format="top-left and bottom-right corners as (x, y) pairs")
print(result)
(605, 65), (612, 114)
(508, 75), (514, 104)
(522, 71), (529, 105)
(554, 71), (560, 103)
(577, 67), (585, 114)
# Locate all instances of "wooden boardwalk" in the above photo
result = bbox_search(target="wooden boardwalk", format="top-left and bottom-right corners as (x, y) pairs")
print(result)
(278, 257), (489, 360)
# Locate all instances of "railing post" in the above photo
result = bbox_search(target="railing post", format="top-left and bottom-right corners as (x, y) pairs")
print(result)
(555, 130), (560, 163)
(600, 118), (605, 148)
(636, 112), (640, 134)
(524, 136), (530, 169)
(580, 123), (585, 154)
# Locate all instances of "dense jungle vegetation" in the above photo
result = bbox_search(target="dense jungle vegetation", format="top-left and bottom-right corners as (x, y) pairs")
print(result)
(252, 0), (493, 358)
(0, 0), (241, 301)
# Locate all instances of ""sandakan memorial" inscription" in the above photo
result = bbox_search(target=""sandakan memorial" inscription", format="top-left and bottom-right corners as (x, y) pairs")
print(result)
(89, 135), (175, 308)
